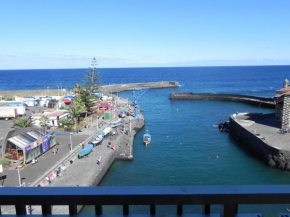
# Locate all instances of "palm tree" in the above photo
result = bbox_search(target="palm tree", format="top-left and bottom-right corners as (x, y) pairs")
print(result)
(58, 117), (74, 131)
(79, 90), (97, 113)
(73, 83), (82, 95)
(13, 117), (34, 128)
(39, 115), (50, 135)
(67, 99), (87, 130)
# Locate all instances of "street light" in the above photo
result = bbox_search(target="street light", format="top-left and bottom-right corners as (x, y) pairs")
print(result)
(70, 133), (73, 152)
(17, 166), (22, 187)
(129, 116), (132, 132)
(60, 83), (62, 96)
(57, 85), (59, 97)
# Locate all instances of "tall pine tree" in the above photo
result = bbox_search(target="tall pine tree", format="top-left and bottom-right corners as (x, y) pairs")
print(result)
(83, 57), (101, 93)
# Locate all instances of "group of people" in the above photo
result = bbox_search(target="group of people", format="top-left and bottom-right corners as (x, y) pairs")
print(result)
(53, 146), (59, 154)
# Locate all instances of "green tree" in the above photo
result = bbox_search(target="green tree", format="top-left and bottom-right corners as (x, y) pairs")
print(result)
(39, 115), (50, 134)
(83, 57), (101, 93)
(78, 89), (97, 113)
(73, 83), (82, 95)
(13, 117), (34, 128)
(67, 99), (87, 129)
(58, 117), (74, 131)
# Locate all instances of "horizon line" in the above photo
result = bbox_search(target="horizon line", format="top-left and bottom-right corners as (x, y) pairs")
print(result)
(1, 64), (290, 71)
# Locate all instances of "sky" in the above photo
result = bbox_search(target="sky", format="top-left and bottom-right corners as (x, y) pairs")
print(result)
(0, 0), (289, 69)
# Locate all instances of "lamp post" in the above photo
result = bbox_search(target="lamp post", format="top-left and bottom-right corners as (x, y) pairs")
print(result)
(70, 133), (73, 152)
(17, 166), (22, 187)
(57, 85), (59, 97)
(60, 83), (62, 96)
(129, 116), (131, 132)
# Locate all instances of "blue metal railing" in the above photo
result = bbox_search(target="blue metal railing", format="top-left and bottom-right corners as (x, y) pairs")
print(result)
(1, 185), (290, 216)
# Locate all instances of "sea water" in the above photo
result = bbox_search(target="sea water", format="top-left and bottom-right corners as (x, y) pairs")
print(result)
(1, 66), (290, 216)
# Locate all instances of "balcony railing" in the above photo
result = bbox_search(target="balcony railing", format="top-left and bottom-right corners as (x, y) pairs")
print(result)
(0, 185), (290, 217)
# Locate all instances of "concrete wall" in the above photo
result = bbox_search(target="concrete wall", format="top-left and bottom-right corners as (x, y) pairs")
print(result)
(171, 93), (275, 109)
(101, 81), (179, 93)
(230, 116), (290, 170)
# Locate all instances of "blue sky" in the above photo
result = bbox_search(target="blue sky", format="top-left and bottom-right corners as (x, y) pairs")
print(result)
(0, 0), (289, 69)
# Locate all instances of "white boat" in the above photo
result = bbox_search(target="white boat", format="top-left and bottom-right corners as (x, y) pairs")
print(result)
(119, 110), (127, 118)
(143, 133), (151, 145)
(91, 136), (103, 146)
(110, 119), (124, 128)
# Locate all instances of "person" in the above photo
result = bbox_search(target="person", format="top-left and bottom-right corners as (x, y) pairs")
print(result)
(97, 156), (101, 165)
(56, 168), (61, 177)
(56, 147), (59, 154)
(32, 158), (37, 164)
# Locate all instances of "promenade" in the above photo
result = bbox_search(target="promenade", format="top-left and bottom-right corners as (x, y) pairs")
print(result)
(1, 102), (145, 214)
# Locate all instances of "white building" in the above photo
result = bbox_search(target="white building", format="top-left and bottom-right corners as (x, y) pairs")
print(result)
(32, 110), (70, 127)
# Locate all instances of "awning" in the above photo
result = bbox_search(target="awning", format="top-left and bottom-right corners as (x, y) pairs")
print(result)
(8, 138), (27, 149)
(99, 103), (110, 108)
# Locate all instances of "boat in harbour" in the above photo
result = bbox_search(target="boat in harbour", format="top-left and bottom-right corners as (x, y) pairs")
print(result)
(110, 118), (124, 128)
(119, 110), (127, 118)
(143, 132), (151, 145)
(78, 144), (93, 158)
(91, 136), (103, 146)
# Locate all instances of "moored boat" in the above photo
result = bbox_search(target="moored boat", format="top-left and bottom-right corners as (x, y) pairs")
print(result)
(110, 118), (124, 128)
(91, 136), (103, 146)
(143, 133), (151, 145)
(78, 144), (93, 158)
(119, 110), (127, 118)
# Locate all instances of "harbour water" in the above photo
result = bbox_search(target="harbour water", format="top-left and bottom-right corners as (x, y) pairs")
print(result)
(1, 66), (290, 216)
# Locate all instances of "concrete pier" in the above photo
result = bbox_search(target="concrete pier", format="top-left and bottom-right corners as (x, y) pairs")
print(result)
(170, 92), (275, 109)
(101, 81), (179, 93)
(230, 113), (290, 170)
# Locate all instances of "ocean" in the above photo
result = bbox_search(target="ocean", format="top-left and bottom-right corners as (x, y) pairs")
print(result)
(1, 65), (290, 216)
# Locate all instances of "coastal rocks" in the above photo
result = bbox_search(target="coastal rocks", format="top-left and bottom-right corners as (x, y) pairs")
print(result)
(267, 152), (290, 170)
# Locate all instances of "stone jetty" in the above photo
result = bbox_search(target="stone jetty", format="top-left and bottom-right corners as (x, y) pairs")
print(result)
(230, 112), (290, 170)
(170, 92), (275, 109)
(0, 81), (179, 97)
(101, 81), (179, 93)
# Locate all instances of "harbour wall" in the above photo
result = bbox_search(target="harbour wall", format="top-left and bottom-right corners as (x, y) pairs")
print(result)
(170, 92), (275, 109)
(101, 81), (179, 93)
(229, 114), (290, 170)
(0, 81), (179, 97)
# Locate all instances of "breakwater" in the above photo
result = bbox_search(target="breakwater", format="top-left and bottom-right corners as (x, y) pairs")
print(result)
(230, 113), (290, 170)
(170, 92), (275, 109)
(101, 81), (179, 93)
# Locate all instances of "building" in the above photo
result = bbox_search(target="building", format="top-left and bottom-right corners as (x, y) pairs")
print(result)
(32, 110), (70, 127)
(0, 101), (26, 116)
(2, 127), (57, 164)
(274, 79), (290, 128)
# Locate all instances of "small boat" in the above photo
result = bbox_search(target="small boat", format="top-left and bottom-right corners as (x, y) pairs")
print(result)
(91, 136), (103, 146)
(110, 119), (124, 128)
(63, 95), (74, 105)
(78, 144), (93, 158)
(143, 132), (151, 145)
(119, 110), (127, 118)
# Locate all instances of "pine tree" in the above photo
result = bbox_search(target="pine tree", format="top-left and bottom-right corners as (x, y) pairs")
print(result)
(83, 57), (101, 93)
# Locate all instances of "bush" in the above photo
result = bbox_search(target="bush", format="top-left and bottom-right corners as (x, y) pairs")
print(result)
(0, 158), (11, 166)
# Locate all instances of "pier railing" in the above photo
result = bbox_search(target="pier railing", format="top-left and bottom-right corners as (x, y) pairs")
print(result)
(1, 185), (290, 217)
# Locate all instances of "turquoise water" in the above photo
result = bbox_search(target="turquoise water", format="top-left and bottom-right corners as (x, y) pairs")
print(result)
(84, 88), (290, 216)
(2, 66), (290, 216)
